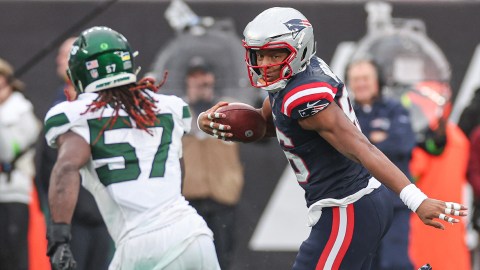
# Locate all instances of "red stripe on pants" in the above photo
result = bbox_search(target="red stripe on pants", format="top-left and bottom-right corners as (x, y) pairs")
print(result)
(332, 204), (355, 269)
(316, 207), (340, 269)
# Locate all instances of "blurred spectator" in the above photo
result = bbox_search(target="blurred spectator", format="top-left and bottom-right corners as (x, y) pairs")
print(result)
(34, 37), (113, 270)
(468, 126), (480, 226)
(459, 87), (480, 269)
(458, 88), (480, 138)
(347, 59), (416, 270)
(34, 37), (77, 213)
(0, 57), (40, 270)
(181, 56), (244, 270)
(406, 81), (471, 269)
(468, 125), (480, 270)
(147, 0), (261, 107)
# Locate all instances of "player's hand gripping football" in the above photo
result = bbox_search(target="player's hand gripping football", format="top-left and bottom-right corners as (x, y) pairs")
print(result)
(415, 199), (468, 230)
(197, 101), (233, 140)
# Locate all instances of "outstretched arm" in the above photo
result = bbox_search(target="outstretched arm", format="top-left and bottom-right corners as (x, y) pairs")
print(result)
(299, 102), (410, 194)
(298, 102), (467, 230)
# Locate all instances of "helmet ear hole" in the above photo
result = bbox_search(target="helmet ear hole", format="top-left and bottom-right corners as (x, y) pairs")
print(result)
(67, 69), (79, 92)
(77, 80), (83, 92)
(282, 64), (291, 77)
(300, 48), (308, 61)
(248, 50), (261, 75)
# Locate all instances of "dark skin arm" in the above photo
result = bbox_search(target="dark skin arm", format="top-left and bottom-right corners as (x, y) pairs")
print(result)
(299, 103), (409, 193)
(298, 102), (466, 230)
(180, 157), (185, 192)
(197, 99), (467, 229)
(49, 132), (91, 224)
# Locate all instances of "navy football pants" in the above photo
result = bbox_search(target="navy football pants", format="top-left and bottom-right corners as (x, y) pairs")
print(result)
(292, 185), (394, 270)
(373, 188), (413, 270)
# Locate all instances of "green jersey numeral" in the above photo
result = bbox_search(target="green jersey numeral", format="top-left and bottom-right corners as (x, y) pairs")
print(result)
(149, 115), (173, 178)
(88, 114), (174, 186)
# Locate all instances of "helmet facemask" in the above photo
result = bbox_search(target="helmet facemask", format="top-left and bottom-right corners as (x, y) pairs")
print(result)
(244, 41), (297, 92)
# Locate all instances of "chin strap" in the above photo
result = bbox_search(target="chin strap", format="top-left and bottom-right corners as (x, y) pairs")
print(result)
(260, 79), (288, 93)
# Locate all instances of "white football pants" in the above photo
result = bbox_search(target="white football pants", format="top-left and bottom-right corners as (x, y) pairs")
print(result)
(109, 213), (220, 270)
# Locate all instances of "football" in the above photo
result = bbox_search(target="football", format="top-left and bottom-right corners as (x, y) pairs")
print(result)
(215, 103), (267, 143)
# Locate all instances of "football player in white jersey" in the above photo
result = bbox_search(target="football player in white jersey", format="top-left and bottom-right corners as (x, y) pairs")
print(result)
(44, 26), (220, 270)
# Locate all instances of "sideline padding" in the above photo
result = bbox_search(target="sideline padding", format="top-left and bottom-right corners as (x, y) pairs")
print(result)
(28, 187), (50, 270)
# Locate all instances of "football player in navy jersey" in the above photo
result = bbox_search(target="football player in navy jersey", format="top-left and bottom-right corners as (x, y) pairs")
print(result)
(198, 7), (467, 270)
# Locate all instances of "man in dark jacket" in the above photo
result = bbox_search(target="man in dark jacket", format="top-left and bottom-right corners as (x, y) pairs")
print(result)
(347, 59), (416, 270)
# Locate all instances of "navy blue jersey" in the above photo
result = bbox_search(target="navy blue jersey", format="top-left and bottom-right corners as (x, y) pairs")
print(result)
(269, 56), (371, 207)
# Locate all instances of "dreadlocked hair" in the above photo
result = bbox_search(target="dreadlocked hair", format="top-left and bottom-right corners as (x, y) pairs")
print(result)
(83, 73), (168, 144)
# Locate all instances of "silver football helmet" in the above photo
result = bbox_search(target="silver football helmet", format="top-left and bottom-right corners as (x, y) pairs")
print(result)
(243, 7), (316, 92)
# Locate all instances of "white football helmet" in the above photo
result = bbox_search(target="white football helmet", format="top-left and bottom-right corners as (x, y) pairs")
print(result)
(243, 7), (316, 92)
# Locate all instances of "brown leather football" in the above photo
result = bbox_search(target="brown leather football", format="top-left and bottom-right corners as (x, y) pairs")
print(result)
(215, 103), (267, 143)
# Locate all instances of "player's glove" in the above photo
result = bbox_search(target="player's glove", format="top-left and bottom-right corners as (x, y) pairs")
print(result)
(47, 223), (77, 270)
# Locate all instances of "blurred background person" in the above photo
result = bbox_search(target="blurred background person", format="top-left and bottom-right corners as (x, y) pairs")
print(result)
(147, 3), (252, 268)
(346, 59), (416, 270)
(147, 0), (261, 107)
(468, 123), (480, 270)
(460, 87), (480, 269)
(0, 57), (40, 270)
(35, 37), (77, 214)
(34, 37), (113, 270)
(341, 3), (472, 267)
(458, 87), (480, 138)
(405, 81), (471, 270)
(181, 56), (244, 270)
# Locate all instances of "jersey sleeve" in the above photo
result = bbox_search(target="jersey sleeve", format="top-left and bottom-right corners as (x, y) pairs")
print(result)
(44, 102), (74, 148)
(164, 95), (192, 134)
(177, 97), (192, 134)
(281, 81), (338, 119)
(164, 96), (192, 159)
(181, 103), (192, 134)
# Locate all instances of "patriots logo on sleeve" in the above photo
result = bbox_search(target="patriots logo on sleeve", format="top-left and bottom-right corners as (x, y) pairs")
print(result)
(281, 82), (337, 119)
(298, 101), (329, 117)
(283, 19), (312, 38)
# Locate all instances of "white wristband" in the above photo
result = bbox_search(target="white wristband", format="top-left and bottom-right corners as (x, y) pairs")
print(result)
(399, 184), (428, 212)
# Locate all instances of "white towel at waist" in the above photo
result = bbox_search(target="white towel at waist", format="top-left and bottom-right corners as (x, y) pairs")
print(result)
(307, 177), (382, 227)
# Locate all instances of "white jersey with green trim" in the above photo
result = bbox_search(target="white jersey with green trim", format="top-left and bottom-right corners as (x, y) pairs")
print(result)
(44, 91), (200, 245)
